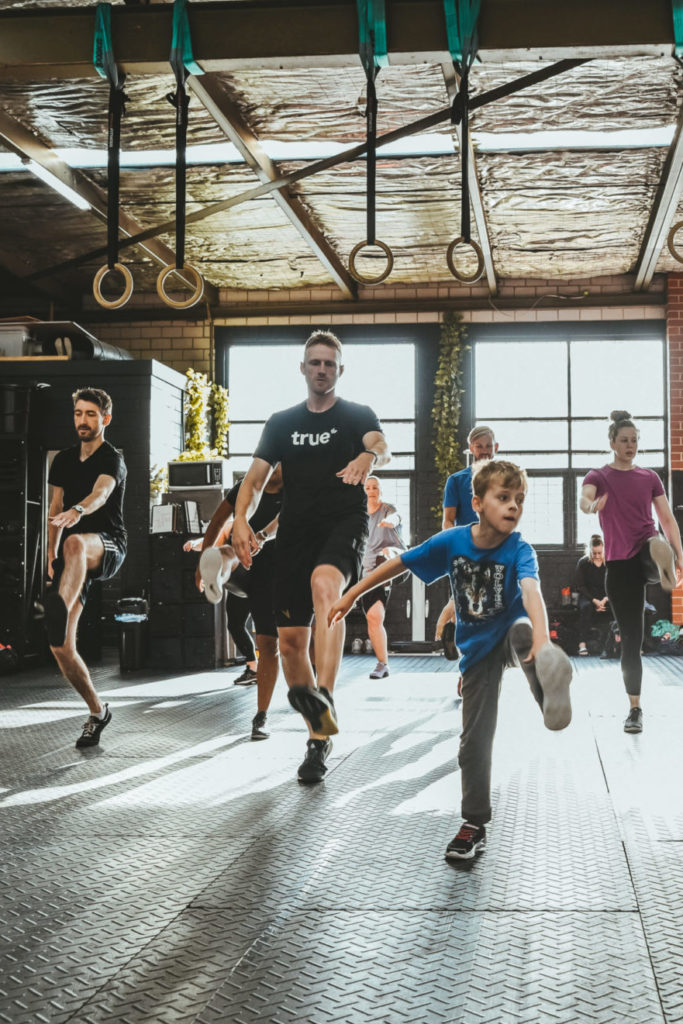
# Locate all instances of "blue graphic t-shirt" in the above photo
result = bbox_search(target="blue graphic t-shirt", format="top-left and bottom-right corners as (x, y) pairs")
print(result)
(443, 465), (477, 526)
(402, 526), (539, 672)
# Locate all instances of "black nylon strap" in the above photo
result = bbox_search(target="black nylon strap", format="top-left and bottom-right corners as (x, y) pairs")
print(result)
(365, 69), (378, 246)
(458, 68), (470, 243)
(167, 78), (189, 270)
(106, 82), (126, 270)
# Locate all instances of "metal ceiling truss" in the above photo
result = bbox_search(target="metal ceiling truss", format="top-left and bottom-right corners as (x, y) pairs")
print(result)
(0, 1), (674, 81)
(0, 108), (218, 304)
(634, 100), (683, 289)
(28, 59), (589, 285)
(189, 74), (358, 300)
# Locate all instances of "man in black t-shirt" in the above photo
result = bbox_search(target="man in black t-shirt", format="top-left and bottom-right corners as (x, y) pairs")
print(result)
(47, 387), (127, 749)
(196, 467), (283, 740)
(233, 331), (390, 783)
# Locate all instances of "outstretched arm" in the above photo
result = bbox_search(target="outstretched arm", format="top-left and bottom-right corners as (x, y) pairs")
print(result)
(232, 458), (272, 568)
(49, 473), (116, 530)
(328, 554), (406, 626)
(580, 483), (608, 515)
(336, 430), (391, 486)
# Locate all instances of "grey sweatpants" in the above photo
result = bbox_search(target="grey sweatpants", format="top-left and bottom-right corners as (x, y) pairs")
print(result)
(459, 618), (543, 827)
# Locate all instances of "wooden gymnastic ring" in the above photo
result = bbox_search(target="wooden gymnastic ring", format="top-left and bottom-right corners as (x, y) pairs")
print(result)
(92, 263), (134, 310)
(156, 264), (205, 309)
(668, 221), (683, 263)
(348, 240), (394, 285)
(446, 237), (485, 283)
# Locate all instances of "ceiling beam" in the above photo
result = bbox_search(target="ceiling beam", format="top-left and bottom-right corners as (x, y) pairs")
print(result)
(634, 105), (683, 290)
(189, 74), (357, 300)
(441, 63), (497, 296)
(0, 0), (673, 81)
(0, 108), (219, 303)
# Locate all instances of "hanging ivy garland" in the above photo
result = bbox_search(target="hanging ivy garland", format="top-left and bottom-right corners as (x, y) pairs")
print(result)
(177, 368), (230, 461)
(431, 311), (469, 520)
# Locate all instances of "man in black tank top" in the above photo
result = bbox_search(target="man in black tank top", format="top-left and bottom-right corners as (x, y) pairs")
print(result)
(233, 331), (391, 784)
(46, 388), (127, 749)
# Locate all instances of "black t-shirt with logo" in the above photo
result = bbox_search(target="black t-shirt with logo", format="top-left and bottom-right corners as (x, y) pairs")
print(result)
(254, 398), (382, 527)
(48, 440), (127, 549)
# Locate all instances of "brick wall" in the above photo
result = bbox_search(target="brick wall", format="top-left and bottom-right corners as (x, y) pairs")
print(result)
(667, 274), (683, 624)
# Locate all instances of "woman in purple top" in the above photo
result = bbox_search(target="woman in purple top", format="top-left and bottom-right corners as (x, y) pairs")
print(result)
(580, 410), (683, 734)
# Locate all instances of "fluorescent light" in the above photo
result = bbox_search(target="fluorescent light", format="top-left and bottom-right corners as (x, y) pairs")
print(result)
(0, 153), (22, 171)
(25, 160), (91, 210)
(474, 126), (676, 152)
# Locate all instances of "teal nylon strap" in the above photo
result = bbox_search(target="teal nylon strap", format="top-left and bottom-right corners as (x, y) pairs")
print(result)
(357, 0), (389, 72)
(443, 0), (480, 67)
(93, 3), (120, 86)
(673, 0), (683, 58)
(171, 0), (203, 79)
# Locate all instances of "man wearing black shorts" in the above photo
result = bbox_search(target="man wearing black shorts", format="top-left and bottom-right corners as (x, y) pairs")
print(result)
(46, 387), (127, 748)
(233, 330), (390, 783)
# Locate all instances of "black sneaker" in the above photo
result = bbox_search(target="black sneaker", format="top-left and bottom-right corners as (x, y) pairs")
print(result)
(234, 667), (258, 686)
(287, 685), (338, 736)
(624, 707), (643, 733)
(76, 704), (112, 748)
(251, 711), (269, 740)
(445, 822), (486, 861)
(297, 738), (333, 783)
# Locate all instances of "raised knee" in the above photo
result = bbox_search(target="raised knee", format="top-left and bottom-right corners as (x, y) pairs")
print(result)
(62, 533), (86, 557)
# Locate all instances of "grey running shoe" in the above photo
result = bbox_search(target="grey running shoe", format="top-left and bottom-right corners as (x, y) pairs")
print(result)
(234, 667), (258, 685)
(76, 704), (111, 748)
(297, 738), (333, 783)
(364, 638), (373, 654)
(287, 685), (338, 736)
(535, 642), (572, 731)
(624, 707), (643, 733)
(199, 548), (225, 604)
(445, 823), (486, 861)
(251, 711), (269, 740)
(649, 537), (677, 591)
(369, 661), (389, 679)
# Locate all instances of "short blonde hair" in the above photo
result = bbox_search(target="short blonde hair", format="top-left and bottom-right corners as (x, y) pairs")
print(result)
(303, 330), (342, 359)
(471, 459), (527, 500)
(468, 424), (496, 445)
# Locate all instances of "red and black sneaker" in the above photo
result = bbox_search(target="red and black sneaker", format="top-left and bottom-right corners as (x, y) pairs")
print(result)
(445, 822), (486, 861)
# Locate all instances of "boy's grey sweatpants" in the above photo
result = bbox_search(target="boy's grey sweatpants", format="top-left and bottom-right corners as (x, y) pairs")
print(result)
(459, 618), (543, 827)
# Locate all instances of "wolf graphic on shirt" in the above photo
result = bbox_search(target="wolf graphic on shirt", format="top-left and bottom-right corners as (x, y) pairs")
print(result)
(452, 556), (506, 620)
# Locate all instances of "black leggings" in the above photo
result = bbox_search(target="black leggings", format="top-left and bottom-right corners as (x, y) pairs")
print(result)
(605, 543), (658, 697)
(226, 592), (255, 662)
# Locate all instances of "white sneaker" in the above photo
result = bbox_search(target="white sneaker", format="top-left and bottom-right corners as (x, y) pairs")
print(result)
(369, 661), (389, 679)
(199, 548), (226, 604)
(535, 642), (572, 731)
(351, 638), (363, 654)
(649, 536), (677, 591)
(364, 638), (374, 654)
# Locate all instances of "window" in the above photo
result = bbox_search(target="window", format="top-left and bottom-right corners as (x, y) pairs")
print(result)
(223, 337), (416, 542)
(473, 325), (666, 548)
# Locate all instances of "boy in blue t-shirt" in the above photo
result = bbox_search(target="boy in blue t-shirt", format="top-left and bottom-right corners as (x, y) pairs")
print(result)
(328, 459), (572, 862)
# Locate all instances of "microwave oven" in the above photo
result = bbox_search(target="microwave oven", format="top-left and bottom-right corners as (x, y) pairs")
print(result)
(167, 459), (228, 489)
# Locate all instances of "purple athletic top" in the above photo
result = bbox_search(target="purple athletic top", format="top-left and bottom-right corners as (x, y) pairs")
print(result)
(582, 465), (665, 561)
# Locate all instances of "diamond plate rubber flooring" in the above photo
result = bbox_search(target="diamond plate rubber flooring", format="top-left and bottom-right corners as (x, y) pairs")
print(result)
(1, 651), (682, 1023)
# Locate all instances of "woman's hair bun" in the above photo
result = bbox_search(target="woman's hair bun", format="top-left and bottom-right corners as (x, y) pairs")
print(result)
(609, 410), (631, 423)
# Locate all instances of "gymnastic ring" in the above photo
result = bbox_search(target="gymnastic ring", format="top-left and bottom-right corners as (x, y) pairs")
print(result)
(668, 221), (683, 263)
(348, 240), (394, 285)
(156, 264), (205, 309)
(92, 263), (134, 310)
(446, 237), (485, 284)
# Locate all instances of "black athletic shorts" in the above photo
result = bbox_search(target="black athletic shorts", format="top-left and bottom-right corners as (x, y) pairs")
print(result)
(360, 583), (391, 614)
(51, 531), (126, 606)
(273, 514), (368, 628)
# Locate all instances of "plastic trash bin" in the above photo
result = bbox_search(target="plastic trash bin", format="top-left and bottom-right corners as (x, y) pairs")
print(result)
(115, 597), (149, 673)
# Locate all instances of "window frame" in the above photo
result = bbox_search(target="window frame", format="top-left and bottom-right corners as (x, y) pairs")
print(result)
(469, 321), (668, 551)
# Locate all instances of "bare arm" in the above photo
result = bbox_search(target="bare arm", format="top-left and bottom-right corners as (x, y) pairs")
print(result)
(49, 473), (116, 532)
(232, 458), (273, 567)
(442, 507), (456, 530)
(435, 598), (455, 639)
(520, 577), (550, 663)
(47, 486), (65, 578)
(200, 499), (235, 552)
(328, 554), (406, 626)
(654, 494), (683, 579)
(579, 483), (608, 515)
(336, 430), (391, 486)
